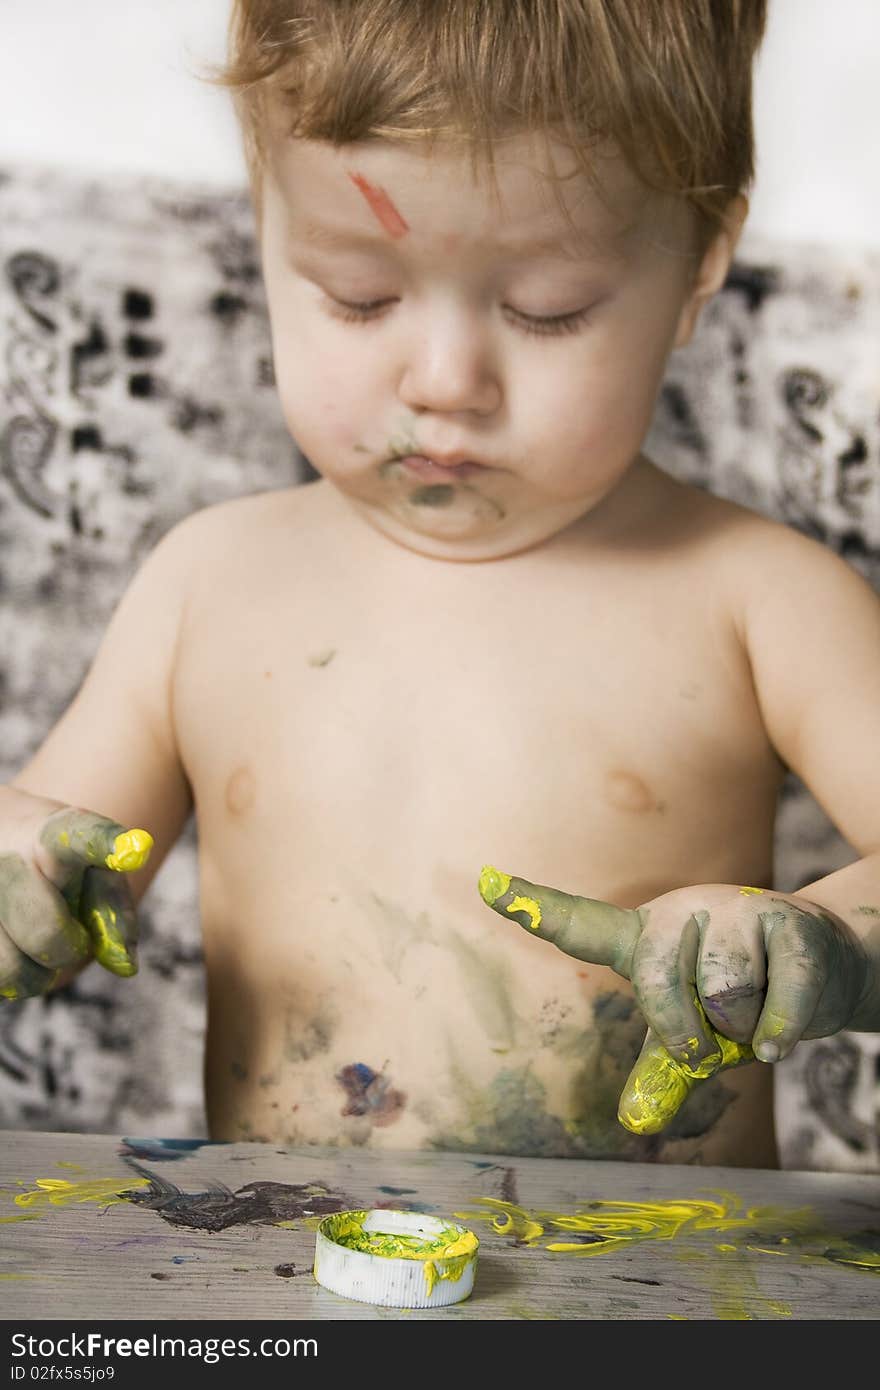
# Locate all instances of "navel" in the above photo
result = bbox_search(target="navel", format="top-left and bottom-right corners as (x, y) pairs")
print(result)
(604, 768), (658, 815)
(225, 766), (256, 816)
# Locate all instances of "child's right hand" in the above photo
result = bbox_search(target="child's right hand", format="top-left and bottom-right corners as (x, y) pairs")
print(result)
(0, 786), (153, 1000)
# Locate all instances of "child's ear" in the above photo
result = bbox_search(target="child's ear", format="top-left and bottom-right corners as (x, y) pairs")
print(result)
(673, 194), (749, 348)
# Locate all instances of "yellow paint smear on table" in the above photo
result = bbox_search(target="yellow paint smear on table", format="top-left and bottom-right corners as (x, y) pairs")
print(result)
(455, 1192), (814, 1256)
(14, 1176), (149, 1210)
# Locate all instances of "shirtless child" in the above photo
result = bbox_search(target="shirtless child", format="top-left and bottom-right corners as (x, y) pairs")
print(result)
(2, 0), (879, 1168)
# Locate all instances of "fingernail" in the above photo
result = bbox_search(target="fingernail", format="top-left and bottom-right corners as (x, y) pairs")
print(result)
(478, 865), (511, 905)
(755, 1041), (780, 1063)
(105, 829), (153, 873)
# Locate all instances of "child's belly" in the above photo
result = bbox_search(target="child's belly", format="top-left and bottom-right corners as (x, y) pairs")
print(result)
(199, 842), (778, 1167)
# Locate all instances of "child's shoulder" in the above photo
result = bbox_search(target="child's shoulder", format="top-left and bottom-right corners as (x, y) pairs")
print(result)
(654, 466), (877, 617)
(163, 480), (323, 547)
(147, 480), (333, 576)
(656, 465), (856, 568)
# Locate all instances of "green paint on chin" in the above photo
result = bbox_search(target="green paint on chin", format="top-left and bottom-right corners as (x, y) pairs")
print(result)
(410, 484), (456, 508)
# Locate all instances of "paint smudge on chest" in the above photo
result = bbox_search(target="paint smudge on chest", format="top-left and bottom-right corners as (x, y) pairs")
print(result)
(336, 1062), (407, 1127)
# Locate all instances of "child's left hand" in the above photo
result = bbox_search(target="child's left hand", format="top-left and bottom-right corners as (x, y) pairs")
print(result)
(478, 868), (872, 1133)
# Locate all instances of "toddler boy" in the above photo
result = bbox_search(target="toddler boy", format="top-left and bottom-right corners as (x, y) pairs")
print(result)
(2, 0), (878, 1168)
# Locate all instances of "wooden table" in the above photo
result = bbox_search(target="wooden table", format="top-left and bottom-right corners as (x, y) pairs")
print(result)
(1, 1130), (878, 1321)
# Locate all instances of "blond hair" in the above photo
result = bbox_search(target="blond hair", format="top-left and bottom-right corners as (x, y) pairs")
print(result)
(212, 0), (767, 243)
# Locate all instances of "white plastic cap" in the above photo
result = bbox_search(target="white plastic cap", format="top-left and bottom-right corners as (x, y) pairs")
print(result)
(313, 1208), (479, 1308)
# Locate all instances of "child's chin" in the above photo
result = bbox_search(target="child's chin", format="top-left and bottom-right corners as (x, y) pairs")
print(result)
(362, 508), (546, 563)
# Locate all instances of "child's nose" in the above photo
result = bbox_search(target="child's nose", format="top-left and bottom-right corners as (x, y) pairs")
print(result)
(397, 313), (501, 416)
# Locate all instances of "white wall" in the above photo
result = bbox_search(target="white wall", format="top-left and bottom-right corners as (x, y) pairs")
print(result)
(0, 0), (877, 247)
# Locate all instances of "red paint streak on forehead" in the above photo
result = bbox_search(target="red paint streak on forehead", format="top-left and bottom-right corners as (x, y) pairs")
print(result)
(347, 171), (410, 238)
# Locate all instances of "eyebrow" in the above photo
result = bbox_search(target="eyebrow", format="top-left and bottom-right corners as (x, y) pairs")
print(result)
(298, 221), (626, 264)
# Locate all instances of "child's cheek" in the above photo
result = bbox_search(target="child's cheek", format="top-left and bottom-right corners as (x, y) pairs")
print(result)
(275, 367), (371, 470)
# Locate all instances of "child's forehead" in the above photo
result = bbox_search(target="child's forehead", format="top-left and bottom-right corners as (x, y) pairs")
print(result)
(267, 130), (662, 260)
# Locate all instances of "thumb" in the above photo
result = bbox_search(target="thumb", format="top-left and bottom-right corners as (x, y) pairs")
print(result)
(478, 865), (642, 979)
(79, 867), (139, 978)
(39, 809), (153, 875)
(618, 1026), (754, 1135)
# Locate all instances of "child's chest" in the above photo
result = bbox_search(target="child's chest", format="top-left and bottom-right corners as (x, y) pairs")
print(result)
(177, 550), (782, 908)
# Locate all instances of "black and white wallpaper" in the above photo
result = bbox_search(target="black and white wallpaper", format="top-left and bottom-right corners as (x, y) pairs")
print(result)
(1, 162), (878, 1169)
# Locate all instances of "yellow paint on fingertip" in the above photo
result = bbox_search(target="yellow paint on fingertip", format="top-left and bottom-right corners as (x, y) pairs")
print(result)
(506, 895), (542, 931)
(619, 1044), (691, 1134)
(739, 886), (764, 895)
(105, 828), (153, 873)
(619, 1033), (754, 1134)
(478, 865), (511, 905)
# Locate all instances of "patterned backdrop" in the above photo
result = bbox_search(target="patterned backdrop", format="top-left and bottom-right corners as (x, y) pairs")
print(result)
(1, 162), (878, 1170)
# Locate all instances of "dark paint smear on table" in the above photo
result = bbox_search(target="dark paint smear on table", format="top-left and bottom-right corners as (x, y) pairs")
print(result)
(121, 1159), (355, 1233)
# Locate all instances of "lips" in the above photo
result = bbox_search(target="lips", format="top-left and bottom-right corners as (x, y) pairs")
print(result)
(396, 454), (485, 483)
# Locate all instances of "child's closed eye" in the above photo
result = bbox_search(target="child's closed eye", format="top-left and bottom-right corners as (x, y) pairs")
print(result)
(324, 295), (596, 338)
(503, 304), (594, 337)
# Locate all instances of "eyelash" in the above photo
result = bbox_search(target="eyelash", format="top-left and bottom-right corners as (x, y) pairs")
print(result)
(327, 298), (592, 338)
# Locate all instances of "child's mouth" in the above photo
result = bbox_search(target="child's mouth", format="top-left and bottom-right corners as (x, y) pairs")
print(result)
(396, 455), (485, 483)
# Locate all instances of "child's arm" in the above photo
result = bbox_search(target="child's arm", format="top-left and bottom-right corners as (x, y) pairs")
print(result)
(479, 525), (880, 1133)
(1, 518), (196, 999)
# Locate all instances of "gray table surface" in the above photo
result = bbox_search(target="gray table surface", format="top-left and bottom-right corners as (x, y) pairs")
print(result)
(1, 1130), (878, 1320)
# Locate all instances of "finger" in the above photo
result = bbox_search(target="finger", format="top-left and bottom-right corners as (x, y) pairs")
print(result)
(751, 907), (829, 1062)
(0, 918), (58, 999)
(78, 867), (139, 977)
(630, 912), (722, 1074)
(619, 1026), (754, 1135)
(0, 852), (90, 969)
(696, 908), (766, 1042)
(0, 945), (56, 1000)
(478, 866), (642, 978)
(39, 810), (153, 875)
